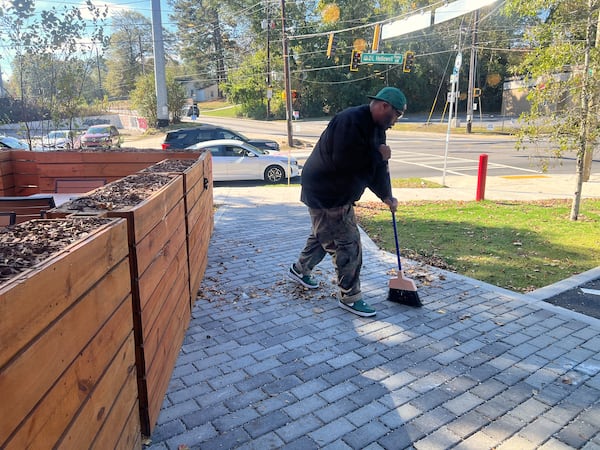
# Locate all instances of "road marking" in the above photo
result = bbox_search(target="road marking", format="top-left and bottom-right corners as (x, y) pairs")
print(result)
(581, 288), (600, 296)
(392, 150), (541, 176)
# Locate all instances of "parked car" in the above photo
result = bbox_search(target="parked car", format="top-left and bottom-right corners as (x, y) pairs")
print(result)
(41, 130), (77, 150)
(0, 135), (28, 149)
(186, 139), (299, 183)
(162, 124), (280, 153)
(79, 124), (121, 149)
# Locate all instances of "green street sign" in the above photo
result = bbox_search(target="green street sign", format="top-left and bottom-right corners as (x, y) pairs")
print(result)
(360, 53), (403, 64)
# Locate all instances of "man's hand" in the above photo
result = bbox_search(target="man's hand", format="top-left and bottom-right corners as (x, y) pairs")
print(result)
(378, 144), (391, 161)
(383, 196), (398, 213)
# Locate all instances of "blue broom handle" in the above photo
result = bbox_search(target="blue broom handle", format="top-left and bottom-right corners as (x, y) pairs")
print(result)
(391, 210), (402, 271)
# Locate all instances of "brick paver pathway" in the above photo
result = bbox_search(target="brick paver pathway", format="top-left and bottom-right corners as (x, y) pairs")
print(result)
(146, 201), (600, 450)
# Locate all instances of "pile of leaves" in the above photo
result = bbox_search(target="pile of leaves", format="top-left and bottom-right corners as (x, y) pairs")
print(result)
(141, 159), (198, 173)
(0, 218), (114, 283)
(59, 173), (176, 212)
(1, 171), (184, 284)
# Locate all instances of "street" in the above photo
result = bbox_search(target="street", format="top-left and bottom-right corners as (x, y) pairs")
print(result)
(177, 115), (585, 179)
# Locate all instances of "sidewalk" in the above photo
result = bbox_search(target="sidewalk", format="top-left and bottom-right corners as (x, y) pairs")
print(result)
(145, 176), (600, 450)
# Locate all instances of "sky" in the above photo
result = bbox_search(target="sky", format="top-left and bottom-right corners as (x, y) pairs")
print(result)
(0, 0), (174, 83)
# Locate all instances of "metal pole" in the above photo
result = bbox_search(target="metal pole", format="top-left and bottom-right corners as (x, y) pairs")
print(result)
(95, 47), (103, 97)
(454, 28), (462, 124)
(466, 10), (478, 134)
(442, 81), (455, 187)
(443, 52), (462, 187)
(281, 0), (294, 147)
(139, 34), (145, 75)
(151, 0), (169, 127)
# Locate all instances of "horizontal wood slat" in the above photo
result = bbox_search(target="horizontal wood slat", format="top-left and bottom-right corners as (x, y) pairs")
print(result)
(0, 195), (56, 223)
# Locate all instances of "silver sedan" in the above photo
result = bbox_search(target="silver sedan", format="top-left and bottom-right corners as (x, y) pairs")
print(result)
(186, 139), (300, 183)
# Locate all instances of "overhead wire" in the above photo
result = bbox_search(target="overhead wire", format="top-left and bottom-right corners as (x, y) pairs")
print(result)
(4, 0), (589, 91)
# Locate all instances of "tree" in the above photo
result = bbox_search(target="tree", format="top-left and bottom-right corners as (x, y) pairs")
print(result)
(0, 0), (108, 144)
(166, 70), (188, 122)
(130, 74), (157, 126)
(104, 11), (154, 98)
(169, 0), (236, 94)
(275, 0), (520, 118)
(221, 49), (284, 119)
(165, 0), (521, 120)
(131, 68), (187, 127)
(504, 0), (600, 220)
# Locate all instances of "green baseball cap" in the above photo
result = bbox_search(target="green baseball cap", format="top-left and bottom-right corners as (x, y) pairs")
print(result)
(367, 87), (407, 111)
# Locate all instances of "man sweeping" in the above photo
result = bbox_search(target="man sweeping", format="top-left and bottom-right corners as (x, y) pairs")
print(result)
(288, 87), (407, 317)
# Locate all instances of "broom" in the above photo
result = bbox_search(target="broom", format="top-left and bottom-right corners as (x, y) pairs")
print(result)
(387, 210), (422, 307)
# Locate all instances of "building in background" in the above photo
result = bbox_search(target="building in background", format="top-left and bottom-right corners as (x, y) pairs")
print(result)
(177, 79), (219, 103)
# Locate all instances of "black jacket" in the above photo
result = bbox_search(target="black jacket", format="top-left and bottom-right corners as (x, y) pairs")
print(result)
(300, 104), (392, 209)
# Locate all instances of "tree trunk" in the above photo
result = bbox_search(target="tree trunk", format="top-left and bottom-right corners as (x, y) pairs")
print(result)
(571, 153), (584, 221)
(570, 0), (596, 221)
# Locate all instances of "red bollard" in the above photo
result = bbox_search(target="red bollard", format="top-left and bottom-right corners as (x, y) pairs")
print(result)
(476, 154), (488, 201)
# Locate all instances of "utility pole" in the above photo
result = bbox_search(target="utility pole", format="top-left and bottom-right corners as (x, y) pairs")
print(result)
(466, 10), (478, 134)
(264, 2), (272, 119)
(281, 0), (294, 147)
(139, 34), (145, 75)
(151, 0), (169, 127)
(95, 47), (103, 98)
(0, 65), (4, 97)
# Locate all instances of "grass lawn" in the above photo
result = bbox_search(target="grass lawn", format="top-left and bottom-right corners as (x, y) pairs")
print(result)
(198, 101), (241, 117)
(354, 197), (600, 293)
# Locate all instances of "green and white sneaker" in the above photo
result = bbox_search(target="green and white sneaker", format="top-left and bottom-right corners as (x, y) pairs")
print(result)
(338, 299), (376, 317)
(288, 264), (319, 289)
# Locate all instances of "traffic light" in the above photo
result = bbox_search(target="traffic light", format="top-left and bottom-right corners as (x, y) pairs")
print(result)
(326, 32), (337, 59)
(403, 51), (415, 73)
(291, 90), (299, 101)
(473, 87), (482, 98)
(350, 50), (361, 72)
(372, 24), (381, 52)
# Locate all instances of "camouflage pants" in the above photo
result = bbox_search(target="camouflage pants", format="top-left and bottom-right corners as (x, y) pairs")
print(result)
(296, 204), (362, 304)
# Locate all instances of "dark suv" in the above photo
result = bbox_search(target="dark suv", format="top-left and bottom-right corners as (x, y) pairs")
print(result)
(161, 124), (280, 153)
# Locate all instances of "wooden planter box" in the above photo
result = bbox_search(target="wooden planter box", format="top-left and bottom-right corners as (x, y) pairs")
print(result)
(0, 218), (140, 449)
(141, 153), (214, 305)
(1, 149), (216, 436)
(4, 149), (198, 195)
(48, 172), (192, 435)
(188, 154), (214, 301)
(0, 151), (15, 196)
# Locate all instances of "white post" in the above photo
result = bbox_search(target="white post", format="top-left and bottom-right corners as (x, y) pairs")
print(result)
(442, 52), (462, 187)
